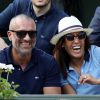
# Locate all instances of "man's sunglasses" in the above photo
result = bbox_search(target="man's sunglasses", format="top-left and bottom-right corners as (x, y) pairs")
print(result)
(9, 30), (37, 39)
(64, 31), (86, 41)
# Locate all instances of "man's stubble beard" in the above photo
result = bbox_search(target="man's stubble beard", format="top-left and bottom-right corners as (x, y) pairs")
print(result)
(14, 41), (36, 57)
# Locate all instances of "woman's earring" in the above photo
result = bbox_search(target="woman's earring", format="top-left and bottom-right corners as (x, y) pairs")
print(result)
(62, 45), (65, 48)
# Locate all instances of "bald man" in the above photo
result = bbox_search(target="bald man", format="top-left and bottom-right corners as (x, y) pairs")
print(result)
(0, 14), (61, 94)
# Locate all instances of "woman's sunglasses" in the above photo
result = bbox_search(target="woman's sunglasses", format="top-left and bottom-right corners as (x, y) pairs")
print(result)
(9, 30), (37, 39)
(64, 31), (86, 41)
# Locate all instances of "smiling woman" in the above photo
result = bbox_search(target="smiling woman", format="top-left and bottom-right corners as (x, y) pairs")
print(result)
(50, 16), (100, 95)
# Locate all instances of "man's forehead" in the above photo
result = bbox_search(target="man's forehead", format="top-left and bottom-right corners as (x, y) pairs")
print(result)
(10, 19), (35, 30)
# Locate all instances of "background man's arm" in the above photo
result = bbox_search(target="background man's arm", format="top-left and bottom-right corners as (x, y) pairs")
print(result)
(0, 37), (8, 50)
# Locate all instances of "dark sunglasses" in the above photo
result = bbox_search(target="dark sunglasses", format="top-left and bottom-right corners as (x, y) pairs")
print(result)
(9, 30), (37, 39)
(64, 31), (86, 41)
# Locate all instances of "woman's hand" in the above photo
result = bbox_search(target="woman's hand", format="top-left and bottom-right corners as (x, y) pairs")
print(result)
(78, 74), (100, 85)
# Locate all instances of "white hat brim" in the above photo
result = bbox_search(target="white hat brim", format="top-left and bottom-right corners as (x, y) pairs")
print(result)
(50, 28), (93, 45)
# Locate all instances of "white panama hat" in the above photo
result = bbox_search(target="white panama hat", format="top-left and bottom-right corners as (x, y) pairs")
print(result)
(50, 16), (93, 45)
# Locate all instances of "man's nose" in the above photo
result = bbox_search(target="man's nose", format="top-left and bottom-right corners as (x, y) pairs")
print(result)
(24, 33), (31, 40)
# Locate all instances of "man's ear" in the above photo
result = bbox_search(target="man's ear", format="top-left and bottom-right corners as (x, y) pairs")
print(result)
(7, 31), (12, 41)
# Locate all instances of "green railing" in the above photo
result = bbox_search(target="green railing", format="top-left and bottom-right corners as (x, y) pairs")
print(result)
(14, 95), (100, 100)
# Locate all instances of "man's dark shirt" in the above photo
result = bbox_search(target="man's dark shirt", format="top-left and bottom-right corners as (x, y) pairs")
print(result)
(0, 45), (61, 94)
(0, 0), (67, 54)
